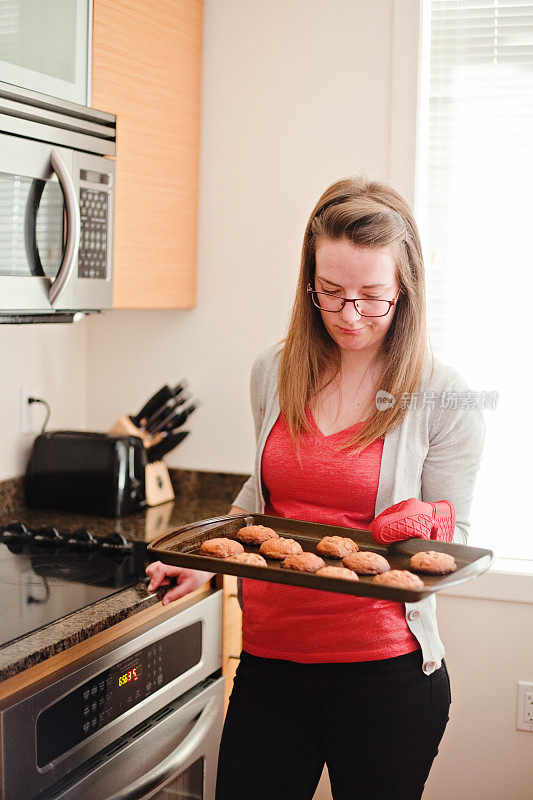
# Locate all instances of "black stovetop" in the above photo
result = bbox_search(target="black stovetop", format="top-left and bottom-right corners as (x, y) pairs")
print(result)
(0, 521), (150, 648)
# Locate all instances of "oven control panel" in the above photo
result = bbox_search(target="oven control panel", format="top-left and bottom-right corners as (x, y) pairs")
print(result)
(36, 620), (202, 766)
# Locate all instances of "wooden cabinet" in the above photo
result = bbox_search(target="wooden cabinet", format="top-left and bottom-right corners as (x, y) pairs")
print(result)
(221, 575), (242, 713)
(91, 0), (202, 308)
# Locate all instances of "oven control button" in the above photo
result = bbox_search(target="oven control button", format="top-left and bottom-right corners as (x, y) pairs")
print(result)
(157, 674), (163, 686)
(83, 721), (90, 734)
(99, 532), (133, 554)
(1, 521), (32, 543)
(33, 526), (64, 547)
(98, 696), (105, 707)
(91, 700), (98, 713)
(83, 688), (90, 701)
(91, 717), (97, 728)
(67, 528), (98, 551)
(91, 684), (98, 696)
(98, 680), (105, 692)
(83, 705), (90, 717)
(146, 681), (152, 692)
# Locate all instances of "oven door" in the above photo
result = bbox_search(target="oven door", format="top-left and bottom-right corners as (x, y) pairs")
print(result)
(0, 131), (80, 311)
(45, 675), (225, 800)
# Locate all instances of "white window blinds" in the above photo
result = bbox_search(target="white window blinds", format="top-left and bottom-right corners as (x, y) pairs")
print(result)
(418, 0), (533, 559)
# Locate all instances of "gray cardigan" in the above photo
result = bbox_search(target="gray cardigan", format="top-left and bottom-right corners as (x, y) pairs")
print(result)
(233, 343), (486, 675)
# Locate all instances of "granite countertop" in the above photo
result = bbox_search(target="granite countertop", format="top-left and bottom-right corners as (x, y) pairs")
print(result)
(0, 469), (247, 682)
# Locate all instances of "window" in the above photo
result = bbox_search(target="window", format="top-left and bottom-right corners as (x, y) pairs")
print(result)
(417, 0), (533, 559)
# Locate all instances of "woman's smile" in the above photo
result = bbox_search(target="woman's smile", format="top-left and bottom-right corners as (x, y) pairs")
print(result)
(337, 325), (368, 336)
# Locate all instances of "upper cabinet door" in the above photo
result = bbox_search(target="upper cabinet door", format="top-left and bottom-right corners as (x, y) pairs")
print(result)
(0, 0), (91, 105)
(92, 0), (202, 309)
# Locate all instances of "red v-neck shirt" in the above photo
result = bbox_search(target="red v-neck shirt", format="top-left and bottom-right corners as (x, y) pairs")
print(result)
(241, 409), (420, 663)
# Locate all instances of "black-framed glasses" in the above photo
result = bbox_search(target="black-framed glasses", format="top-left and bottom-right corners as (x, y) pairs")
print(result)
(307, 284), (400, 317)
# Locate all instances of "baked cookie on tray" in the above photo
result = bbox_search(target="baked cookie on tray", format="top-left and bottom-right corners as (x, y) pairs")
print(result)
(226, 552), (268, 566)
(410, 551), (457, 575)
(281, 553), (326, 573)
(315, 566), (359, 581)
(235, 525), (279, 545)
(259, 537), (303, 560)
(316, 536), (359, 558)
(199, 538), (244, 558)
(373, 570), (425, 589)
(342, 551), (390, 575)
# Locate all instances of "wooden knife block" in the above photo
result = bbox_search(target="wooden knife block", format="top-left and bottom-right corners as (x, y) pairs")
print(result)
(109, 416), (175, 506)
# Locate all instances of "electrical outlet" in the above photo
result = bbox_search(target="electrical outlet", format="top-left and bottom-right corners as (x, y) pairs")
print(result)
(20, 387), (39, 435)
(525, 693), (533, 722)
(516, 682), (533, 731)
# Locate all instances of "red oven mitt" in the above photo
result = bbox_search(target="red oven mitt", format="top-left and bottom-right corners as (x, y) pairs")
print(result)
(369, 498), (455, 544)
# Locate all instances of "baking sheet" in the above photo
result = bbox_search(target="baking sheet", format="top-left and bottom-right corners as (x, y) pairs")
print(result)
(147, 513), (494, 603)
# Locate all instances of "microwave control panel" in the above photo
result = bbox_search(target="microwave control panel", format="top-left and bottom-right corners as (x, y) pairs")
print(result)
(78, 185), (109, 280)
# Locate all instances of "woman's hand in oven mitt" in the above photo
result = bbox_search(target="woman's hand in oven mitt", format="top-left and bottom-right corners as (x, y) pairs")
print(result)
(368, 498), (456, 545)
(145, 562), (214, 606)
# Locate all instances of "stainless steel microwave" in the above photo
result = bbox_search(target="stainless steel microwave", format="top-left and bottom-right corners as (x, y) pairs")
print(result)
(0, 80), (116, 323)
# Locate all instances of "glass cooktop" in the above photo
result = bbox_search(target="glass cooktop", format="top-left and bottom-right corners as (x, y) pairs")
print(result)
(0, 522), (149, 648)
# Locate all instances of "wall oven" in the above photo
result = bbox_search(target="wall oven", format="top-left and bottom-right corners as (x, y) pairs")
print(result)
(0, 79), (116, 322)
(0, 590), (224, 800)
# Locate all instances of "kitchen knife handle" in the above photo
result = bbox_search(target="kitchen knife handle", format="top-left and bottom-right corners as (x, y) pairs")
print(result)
(130, 386), (173, 428)
(147, 430), (189, 462)
(145, 390), (190, 433)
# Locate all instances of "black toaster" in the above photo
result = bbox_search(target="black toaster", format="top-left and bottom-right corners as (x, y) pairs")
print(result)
(26, 431), (147, 517)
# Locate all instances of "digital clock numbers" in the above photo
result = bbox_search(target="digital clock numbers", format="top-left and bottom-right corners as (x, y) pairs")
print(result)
(118, 665), (141, 687)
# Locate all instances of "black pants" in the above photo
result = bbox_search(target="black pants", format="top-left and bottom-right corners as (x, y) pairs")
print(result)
(215, 649), (451, 800)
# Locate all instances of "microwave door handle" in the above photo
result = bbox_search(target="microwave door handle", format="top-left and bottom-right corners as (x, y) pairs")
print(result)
(48, 148), (81, 306)
(103, 695), (220, 800)
(23, 179), (46, 277)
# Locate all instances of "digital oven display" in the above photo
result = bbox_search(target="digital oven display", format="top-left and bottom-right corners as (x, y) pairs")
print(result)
(118, 665), (141, 687)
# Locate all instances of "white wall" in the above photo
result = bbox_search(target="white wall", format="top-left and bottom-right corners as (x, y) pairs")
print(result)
(0, 321), (88, 481)
(85, 0), (396, 473)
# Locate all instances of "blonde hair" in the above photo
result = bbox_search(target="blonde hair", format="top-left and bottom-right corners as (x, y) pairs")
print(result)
(279, 176), (430, 455)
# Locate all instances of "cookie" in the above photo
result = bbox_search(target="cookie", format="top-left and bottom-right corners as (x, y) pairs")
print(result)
(409, 551), (457, 575)
(235, 525), (279, 545)
(199, 537), (244, 558)
(315, 566), (359, 581)
(316, 536), (359, 558)
(259, 537), (303, 560)
(342, 551), (390, 575)
(281, 553), (326, 573)
(226, 552), (268, 566)
(373, 570), (425, 589)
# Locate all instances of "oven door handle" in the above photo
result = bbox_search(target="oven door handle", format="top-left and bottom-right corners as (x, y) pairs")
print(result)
(48, 148), (81, 306)
(104, 695), (220, 800)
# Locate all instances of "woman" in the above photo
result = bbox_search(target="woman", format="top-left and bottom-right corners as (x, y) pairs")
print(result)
(146, 177), (485, 800)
